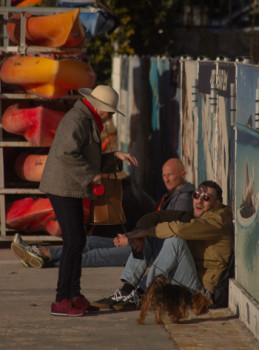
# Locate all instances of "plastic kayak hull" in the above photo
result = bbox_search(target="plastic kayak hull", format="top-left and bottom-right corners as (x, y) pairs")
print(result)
(14, 0), (42, 6)
(15, 153), (47, 182)
(0, 56), (96, 99)
(7, 9), (85, 48)
(2, 104), (65, 146)
(6, 197), (91, 236)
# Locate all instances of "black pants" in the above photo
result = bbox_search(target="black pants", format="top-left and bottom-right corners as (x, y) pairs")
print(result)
(48, 194), (87, 302)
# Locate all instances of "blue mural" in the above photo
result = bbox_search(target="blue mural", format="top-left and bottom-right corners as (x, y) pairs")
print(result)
(236, 124), (259, 299)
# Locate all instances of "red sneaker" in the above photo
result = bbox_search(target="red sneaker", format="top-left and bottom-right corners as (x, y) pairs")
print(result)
(51, 298), (84, 316)
(72, 295), (99, 313)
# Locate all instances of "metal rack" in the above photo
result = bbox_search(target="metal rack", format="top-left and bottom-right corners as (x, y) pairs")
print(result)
(0, 3), (94, 238)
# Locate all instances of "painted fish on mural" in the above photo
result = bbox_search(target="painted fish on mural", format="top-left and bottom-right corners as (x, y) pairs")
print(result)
(237, 158), (259, 228)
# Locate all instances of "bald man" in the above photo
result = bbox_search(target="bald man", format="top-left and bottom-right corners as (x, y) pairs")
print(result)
(157, 158), (194, 211)
(93, 158), (196, 309)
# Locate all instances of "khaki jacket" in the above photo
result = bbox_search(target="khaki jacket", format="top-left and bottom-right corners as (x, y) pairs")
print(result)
(136, 206), (233, 294)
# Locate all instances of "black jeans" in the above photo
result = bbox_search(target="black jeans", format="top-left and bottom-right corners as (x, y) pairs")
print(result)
(48, 194), (87, 302)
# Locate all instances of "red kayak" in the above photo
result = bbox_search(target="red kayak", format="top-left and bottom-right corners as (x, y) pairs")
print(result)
(6, 197), (91, 236)
(2, 104), (65, 146)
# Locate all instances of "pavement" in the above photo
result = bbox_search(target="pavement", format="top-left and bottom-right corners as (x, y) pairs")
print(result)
(0, 243), (259, 350)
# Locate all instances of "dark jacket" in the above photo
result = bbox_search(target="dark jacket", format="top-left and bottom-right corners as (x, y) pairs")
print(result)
(161, 182), (195, 211)
(40, 99), (118, 198)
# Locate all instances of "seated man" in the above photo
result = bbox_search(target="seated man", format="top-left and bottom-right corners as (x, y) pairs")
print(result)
(11, 158), (195, 268)
(92, 180), (233, 311)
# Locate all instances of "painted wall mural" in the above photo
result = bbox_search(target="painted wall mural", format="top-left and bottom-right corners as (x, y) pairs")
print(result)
(181, 60), (198, 185)
(111, 56), (259, 303)
(235, 64), (259, 300)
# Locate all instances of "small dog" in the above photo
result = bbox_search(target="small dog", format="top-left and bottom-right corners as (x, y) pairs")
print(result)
(137, 275), (212, 325)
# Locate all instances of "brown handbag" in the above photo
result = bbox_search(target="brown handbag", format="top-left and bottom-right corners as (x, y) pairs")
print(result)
(90, 173), (126, 225)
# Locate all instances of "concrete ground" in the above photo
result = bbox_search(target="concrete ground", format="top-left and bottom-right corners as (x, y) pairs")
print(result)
(0, 246), (259, 350)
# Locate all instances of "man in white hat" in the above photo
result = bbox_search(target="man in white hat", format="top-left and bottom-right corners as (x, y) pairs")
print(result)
(39, 85), (138, 317)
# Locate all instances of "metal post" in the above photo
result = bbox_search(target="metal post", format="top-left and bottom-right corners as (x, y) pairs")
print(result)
(192, 78), (198, 108)
(255, 87), (259, 130)
(230, 83), (236, 127)
(210, 83), (217, 114)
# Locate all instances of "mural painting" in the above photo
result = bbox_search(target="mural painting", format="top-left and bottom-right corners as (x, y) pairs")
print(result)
(235, 64), (259, 300)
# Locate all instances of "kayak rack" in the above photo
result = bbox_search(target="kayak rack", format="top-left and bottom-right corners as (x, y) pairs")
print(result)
(0, 1), (97, 240)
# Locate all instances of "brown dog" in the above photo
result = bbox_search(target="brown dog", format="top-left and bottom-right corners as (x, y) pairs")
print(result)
(137, 275), (212, 325)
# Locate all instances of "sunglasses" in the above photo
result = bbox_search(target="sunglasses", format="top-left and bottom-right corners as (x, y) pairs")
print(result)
(192, 191), (212, 202)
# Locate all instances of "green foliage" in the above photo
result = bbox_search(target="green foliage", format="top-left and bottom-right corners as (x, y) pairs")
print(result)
(86, 0), (181, 84)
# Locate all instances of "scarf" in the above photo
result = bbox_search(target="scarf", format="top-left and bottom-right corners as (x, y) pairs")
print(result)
(82, 98), (104, 133)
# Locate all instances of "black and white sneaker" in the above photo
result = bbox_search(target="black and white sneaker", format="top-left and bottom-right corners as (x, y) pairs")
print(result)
(91, 289), (127, 309)
(112, 290), (141, 311)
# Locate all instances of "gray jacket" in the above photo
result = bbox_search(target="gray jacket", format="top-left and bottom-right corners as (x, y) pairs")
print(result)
(40, 99), (118, 199)
(161, 181), (195, 211)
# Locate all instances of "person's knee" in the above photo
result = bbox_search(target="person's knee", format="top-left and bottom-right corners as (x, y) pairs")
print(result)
(162, 236), (186, 250)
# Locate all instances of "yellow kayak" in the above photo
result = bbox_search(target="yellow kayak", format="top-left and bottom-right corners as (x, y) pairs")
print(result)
(0, 55), (96, 99)
(7, 9), (85, 48)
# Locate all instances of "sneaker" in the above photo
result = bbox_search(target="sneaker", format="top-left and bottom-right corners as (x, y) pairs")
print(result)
(112, 290), (141, 311)
(91, 289), (126, 309)
(11, 233), (45, 269)
(51, 298), (84, 317)
(71, 294), (99, 313)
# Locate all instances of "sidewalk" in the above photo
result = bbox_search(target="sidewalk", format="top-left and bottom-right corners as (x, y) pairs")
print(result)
(0, 246), (258, 350)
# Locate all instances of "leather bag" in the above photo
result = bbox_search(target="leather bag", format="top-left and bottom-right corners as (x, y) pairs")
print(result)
(90, 174), (126, 225)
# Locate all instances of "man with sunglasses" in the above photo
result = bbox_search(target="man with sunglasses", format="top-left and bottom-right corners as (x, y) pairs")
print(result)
(92, 180), (233, 311)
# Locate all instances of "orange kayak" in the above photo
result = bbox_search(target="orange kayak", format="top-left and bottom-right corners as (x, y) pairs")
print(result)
(6, 197), (91, 236)
(15, 153), (47, 182)
(7, 9), (85, 48)
(2, 104), (65, 146)
(0, 55), (96, 99)
(16, 0), (43, 7)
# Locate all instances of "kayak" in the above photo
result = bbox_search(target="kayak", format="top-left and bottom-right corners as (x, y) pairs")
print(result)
(15, 153), (47, 182)
(16, 1), (43, 7)
(0, 56), (96, 99)
(57, 1), (118, 38)
(2, 104), (65, 146)
(6, 197), (60, 235)
(6, 197), (91, 236)
(6, 9), (85, 48)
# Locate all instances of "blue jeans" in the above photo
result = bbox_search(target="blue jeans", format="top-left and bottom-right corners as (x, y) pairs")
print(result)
(49, 236), (131, 267)
(121, 236), (202, 291)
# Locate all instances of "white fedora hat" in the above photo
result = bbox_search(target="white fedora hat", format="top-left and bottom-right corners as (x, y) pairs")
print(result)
(78, 85), (126, 117)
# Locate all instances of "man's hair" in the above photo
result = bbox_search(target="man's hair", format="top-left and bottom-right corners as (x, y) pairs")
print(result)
(198, 180), (223, 202)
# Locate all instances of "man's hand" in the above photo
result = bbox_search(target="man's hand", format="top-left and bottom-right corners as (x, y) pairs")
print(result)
(113, 234), (128, 247)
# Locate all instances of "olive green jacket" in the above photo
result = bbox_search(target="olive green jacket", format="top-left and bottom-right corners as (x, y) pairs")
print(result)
(136, 206), (233, 294)
(40, 99), (119, 199)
